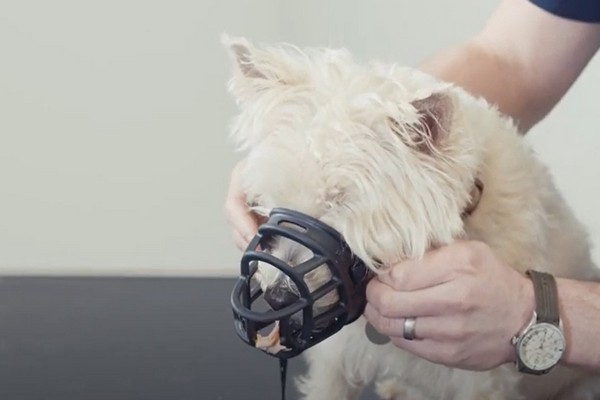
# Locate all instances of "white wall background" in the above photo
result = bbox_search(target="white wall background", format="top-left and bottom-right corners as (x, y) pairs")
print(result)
(0, 0), (598, 276)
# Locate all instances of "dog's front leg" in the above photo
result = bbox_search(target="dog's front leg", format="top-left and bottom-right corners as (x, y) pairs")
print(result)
(296, 344), (362, 400)
(296, 360), (360, 400)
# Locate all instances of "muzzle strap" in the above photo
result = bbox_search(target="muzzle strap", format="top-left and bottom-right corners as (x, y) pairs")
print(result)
(279, 358), (287, 400)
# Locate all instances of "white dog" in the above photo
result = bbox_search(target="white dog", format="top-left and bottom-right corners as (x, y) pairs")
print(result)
(223, 36), (600, 400)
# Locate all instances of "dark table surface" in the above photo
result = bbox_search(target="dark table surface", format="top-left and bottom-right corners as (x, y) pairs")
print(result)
(0, 277), (377, 400)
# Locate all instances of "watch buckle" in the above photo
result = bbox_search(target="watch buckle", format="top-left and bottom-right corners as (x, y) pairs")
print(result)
(511, 311), (537, 346)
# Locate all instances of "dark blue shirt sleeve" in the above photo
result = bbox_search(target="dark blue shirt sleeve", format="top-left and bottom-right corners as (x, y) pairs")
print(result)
(530, 0), (600, 23)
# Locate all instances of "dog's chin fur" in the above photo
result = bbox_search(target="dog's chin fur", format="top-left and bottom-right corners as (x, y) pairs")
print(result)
(224, 35), (600, 399)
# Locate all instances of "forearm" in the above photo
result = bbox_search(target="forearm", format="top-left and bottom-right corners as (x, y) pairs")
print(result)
(557, 277), (600, 370)
(419, 38), (534, 132)
(418, 0), (600, 133)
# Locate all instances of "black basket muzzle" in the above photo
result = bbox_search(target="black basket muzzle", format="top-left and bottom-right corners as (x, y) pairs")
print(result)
(231, 208), (371, 359)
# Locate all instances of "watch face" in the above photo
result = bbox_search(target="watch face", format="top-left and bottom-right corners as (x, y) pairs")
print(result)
(518, 323), (565, 371)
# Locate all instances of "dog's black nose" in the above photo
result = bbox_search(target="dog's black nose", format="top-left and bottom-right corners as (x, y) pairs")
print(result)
(263, 286), (300, 310)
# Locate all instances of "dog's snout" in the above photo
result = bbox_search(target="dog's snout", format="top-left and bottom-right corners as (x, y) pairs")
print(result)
(264, 286), (299, 310)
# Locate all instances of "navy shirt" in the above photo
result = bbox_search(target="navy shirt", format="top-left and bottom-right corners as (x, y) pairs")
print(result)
(531, 0), (600, 22)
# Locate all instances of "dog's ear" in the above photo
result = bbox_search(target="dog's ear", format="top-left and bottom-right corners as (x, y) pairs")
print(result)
(412, 91), (453, 151)
(223, 35), (300, 103)
(222, 35), (268, 80)
(395, 91), (453, 153)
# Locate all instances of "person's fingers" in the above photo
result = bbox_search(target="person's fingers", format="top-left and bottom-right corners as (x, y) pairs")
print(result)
(365, 303), (470, 365)
(376, 242), (471, 291)
(366, 278), (458, 318)
(364, 303), (409, 338)
(225, 199), (258, 243)
(233, 229), (249, 251)
(364, 303), (469, 341)
(224, 162), (260, 241)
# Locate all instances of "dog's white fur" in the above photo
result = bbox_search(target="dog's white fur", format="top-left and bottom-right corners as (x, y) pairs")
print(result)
(224, 36), (600, 399)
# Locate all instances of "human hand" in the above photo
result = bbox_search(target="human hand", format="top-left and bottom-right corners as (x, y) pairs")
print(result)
(224, 160), (263, 250)
(364, 241), (535, 370)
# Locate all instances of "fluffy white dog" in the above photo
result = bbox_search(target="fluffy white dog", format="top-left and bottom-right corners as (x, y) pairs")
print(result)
(223, 36), (600, 400)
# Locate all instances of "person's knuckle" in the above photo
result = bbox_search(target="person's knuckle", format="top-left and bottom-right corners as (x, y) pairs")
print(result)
(447, 243), (479, 277)
(465, 241), (486, 268)
(451, 290), (474, 313)
(376, 315), (393, 334)
(389, 267), (406, 289)
(368, 312), (387, 333)
(378, 292), (398, 317)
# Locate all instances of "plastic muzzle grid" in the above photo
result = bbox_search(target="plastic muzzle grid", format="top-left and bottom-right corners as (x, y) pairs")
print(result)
(231, 208), (370, 359)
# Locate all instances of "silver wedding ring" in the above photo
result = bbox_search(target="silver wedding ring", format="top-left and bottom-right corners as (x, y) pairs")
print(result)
(403, 317), (417, 341)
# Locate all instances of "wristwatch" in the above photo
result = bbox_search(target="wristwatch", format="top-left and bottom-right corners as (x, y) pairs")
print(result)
(512, 270), (566, 375)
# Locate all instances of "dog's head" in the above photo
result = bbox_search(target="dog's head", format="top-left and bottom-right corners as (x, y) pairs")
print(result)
(224, 36), (484, 316)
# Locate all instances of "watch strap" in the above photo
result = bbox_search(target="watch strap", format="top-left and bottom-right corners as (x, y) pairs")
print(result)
(526, 270), (560, 326)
